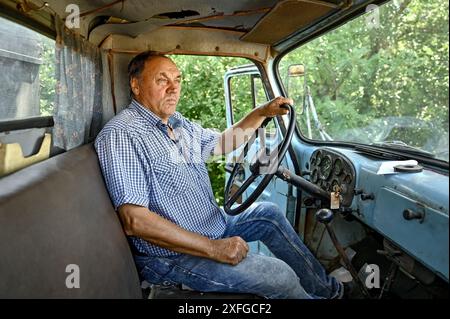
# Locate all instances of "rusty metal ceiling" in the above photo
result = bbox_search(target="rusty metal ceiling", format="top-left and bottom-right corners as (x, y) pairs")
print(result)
(1, 0), (350, 61)
(41, 0), (346, 45)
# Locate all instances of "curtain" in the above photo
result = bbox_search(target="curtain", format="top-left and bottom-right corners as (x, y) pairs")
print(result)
(53, 17), (103, 150)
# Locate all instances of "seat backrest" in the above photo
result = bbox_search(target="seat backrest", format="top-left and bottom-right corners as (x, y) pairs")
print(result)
(0, 144), (142, 298)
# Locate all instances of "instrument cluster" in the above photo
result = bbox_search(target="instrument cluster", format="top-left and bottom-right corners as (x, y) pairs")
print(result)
(309, 149), (356, 207)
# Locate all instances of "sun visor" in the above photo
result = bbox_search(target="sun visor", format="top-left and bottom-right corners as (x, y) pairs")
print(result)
(101, 27), (270, 63)
(241, 0), (341, 45)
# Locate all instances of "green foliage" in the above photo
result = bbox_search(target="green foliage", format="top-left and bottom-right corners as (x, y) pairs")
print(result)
(38, 36), (56, 116)
(229, 74), (254, 123)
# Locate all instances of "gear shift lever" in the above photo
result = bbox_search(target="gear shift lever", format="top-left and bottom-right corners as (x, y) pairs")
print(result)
(316, 208), (371, 298)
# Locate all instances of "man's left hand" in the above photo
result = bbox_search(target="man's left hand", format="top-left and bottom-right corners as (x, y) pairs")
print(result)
(215, 96), (294, 156)
(259, 96), (293, 118)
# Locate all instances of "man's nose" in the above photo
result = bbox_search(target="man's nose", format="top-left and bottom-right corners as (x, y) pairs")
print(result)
(167, 80), (179, 93)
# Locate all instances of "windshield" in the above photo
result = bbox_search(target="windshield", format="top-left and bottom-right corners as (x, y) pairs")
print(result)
(278, 0), (449, 162)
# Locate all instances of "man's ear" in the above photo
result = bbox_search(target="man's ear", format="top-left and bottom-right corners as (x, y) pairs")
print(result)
(130, 77), (140, 96)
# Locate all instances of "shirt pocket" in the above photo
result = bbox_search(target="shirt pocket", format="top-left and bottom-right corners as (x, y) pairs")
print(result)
(152, 156), (190, 197)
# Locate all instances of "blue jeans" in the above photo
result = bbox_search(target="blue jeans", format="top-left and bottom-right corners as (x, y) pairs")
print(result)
(134, 202), (342, 299)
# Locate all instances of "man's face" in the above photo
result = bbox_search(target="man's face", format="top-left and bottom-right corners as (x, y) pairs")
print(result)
(132, 56), (181, 121)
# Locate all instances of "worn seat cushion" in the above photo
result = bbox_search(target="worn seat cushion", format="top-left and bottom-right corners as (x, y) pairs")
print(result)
(0, 143), (142, 298)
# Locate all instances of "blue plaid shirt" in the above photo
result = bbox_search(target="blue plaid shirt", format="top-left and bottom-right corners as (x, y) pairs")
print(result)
(95, 100), (226, 257)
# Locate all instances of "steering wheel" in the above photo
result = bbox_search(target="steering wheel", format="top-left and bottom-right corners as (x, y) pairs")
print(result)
(224, 104), (296, 215)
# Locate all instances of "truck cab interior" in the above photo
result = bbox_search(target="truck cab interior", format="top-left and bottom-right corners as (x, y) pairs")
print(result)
(0, 0), (448, 299)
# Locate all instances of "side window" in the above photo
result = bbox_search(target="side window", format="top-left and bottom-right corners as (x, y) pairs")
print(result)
(0, 17), (56, 178)
(229, 74), (253, 123)
(229, 72), (276, 140)
(0, 17), (55, 121)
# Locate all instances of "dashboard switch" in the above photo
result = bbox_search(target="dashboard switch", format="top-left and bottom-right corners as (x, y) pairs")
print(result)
(403, 209), (425, 222)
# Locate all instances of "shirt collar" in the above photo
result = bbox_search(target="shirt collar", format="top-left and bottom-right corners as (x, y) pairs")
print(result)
(130, 99), (183, 128)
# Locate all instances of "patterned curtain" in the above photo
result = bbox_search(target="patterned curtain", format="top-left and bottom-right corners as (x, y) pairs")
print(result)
(53, 17), (103, 150)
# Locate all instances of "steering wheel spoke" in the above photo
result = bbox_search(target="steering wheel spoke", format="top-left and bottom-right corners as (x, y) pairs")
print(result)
(225, 173), (257, 209)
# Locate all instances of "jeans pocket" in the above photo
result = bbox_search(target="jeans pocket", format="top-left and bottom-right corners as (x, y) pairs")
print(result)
(140, 257), (178, 286)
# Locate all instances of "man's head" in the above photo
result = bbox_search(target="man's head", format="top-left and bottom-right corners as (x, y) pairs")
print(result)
(128, 51), (181, 122)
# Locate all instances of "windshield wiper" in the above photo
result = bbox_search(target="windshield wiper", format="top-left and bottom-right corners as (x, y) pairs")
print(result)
(354, 143), (448, 172)
(371, 141), (435, 158)
(354, 144), (407, 160)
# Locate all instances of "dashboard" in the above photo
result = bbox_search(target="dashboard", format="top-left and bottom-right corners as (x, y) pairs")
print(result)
(309, 148), (356, 207)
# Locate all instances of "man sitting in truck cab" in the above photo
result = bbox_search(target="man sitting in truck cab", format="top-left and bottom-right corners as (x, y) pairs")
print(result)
(95, 51), (344, 299)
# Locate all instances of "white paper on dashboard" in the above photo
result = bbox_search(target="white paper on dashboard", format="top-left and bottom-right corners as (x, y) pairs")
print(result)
(376, 160), (418, 175)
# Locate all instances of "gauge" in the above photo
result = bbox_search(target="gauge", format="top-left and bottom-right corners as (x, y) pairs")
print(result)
(333, 158), (344, 176)
(311, 169), (319, 183)
(343, 173), (353, 184)
(315, 151), (322, 166)
(320, 155), (332, 180)
(310, 153), (316, 166)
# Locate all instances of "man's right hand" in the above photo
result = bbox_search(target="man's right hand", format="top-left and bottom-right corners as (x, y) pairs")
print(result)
(119, 204), (250, 265)
(210, 236), (249, 265)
